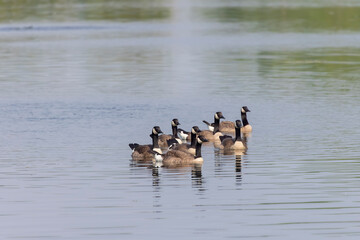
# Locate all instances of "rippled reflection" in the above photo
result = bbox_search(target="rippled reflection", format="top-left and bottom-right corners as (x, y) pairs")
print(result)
(235, 155), (242, 185)
(191, 163), (204, 189)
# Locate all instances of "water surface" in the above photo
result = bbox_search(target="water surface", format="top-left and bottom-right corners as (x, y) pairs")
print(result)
(0, 0), (360, 239)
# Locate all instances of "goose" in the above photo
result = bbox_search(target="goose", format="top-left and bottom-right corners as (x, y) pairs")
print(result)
(217, 120), (246, 150)
(198, 112), (224, 142)
(154, 136), (208, 168)
(203, 111), (235, 133)
(241, 106), (252, 133)
(167, 126), (201, 155)
(158, 118), (182, 148)
(129, 126), (163, 160)
(203, 107), (252, 133)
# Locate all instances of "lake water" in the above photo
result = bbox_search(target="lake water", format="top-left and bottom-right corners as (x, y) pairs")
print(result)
(1, 0), (360, 239)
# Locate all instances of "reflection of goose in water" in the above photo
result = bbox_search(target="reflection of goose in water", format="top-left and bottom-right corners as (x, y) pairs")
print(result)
(214, 150), (244, 186)
(235, 154), (242, 186)
(191, 163), (204, 189)
(150, 162), (204, 192)
(153, 136), (208, 168)
(129, 126), (163, 161)
(152, 167), (161, 186)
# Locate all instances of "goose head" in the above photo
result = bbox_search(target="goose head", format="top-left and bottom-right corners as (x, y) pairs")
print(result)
(171, 118), (180, 127)
(191, 126), (201, 134)
(152, 126), (163, 135)
(215, 112), (225, 120)
(235, 120), (243, 128)
(197, 135), (209, 144)
(241, 106), (251, 113)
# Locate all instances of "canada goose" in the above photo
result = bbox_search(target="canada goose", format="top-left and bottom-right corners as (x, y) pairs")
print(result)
(217, 120), (246, 150)
(203, 107), (253, 133)
(129, 126), (163, 160)
(155, 136), (208, 168)
(198, 112), (224, 142)
(158, 118), (182, 148)
(203, 112), (235, 133)
(203, 120), (236, 132)
(241, 106), (252, 133)
(167, 126), (201, 155)
(220, 120), (235, 133)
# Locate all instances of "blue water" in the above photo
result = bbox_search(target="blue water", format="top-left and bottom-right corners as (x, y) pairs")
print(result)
(1, 0), (360, 239)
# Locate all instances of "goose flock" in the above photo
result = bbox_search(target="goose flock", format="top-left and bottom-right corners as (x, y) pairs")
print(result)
(129, 106), (252, 168)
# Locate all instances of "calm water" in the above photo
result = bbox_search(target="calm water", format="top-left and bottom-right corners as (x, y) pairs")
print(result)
(1, 0), (360, 239)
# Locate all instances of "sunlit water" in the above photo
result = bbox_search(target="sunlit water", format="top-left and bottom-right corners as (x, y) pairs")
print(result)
(1, 0), (360, 239)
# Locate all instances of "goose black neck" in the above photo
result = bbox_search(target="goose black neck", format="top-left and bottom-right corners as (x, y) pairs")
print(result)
(213, 125), (220, 134)
(213, 118), (220, 134)
(195, 142), (203, 158)
(235, 127), (242, 141)
(171, 125), (178, 137)
(190, 132), (196, 148)
(151, 133), (160, 149)
(214, 116), (220, 125)
(241, 112), (249, 126)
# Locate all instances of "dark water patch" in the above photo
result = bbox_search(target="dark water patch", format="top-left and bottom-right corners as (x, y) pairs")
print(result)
(0, 0), (171, 23)
(198, 6), (360, 32)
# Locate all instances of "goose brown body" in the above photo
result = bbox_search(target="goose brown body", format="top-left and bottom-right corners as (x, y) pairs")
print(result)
(198, 130), (223, 142)
(131, 144), (155, 160)
(161, 150), (194, 168)
(159, 136), (208, 168)
(219, 121), (235, 133)
(218, 138), (246, 150)
(158, 135), (172, 147)
(217, 120), (246, 151)
(241, 124), (252, 133)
